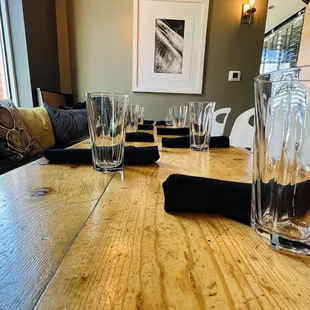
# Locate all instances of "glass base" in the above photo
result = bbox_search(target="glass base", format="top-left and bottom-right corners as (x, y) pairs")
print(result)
(93, 162), (123, 173)
(191, 145), (209, 151)
(253, 224), (310, 256)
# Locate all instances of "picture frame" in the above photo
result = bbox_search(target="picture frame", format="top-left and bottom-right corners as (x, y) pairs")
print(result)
(132, 0), (210, 94)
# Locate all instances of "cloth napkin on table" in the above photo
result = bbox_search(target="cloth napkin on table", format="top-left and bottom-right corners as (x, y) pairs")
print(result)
(157, 127), (190, 136)
(144, 120), (154, 125)
(126, 132), (155, 142)
(44, 146), (160, 165)
(156, 120), (166, 126)
(163, 174), (251, 225)
(138, 124), (154, 130)
(162, 136), (230, 148)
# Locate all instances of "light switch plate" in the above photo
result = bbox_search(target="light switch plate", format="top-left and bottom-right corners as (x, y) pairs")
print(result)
(228, 71), (241, 81)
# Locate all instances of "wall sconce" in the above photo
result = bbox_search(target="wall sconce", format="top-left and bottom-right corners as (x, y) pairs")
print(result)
(241, 0), (256, 25)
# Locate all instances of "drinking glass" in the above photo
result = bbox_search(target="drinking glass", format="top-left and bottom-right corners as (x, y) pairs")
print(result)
(253, 68), (310, 255)
(165, 107), (173, 126)
(127, 104), (139, 132)
(173, 106), (188, 128)
(138, 107), (144, 125)
(189, 102), (215, 151)
(86, 92), (129, 173)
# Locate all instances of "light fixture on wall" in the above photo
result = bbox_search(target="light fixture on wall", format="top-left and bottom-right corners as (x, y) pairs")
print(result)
(241, 0), (256, 25)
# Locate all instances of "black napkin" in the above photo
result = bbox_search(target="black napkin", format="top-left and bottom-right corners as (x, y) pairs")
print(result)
(126, 132), (155, 142)
(162, 136), (230, 148)
(125, 146), (159, 165)
(156, 120), (166, 126)
(163, 174), (251, 225)
(44, 146), (160, 165)
(157, 127), (190, 136)
(144, 120), (154, 125)
(138, 124), (154, 130)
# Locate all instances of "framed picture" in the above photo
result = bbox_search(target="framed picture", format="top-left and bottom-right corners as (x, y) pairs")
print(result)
(132, 0), (210, 94)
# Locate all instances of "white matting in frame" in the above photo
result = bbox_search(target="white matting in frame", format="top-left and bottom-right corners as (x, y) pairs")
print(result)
(132, 0), (210, 94)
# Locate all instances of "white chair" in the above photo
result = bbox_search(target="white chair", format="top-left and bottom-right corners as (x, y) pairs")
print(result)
(230, 108), (255, 150)
(211, 108), (231, 136)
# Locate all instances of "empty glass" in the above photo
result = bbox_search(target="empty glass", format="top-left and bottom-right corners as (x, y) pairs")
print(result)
(173, 106), (188, 128)
(189, 102), (215, 151)
(253, 68), (310, 255)
(165, 107), (173, 126)
(86, 92), (129, 173)
(127, 104), (139, 132)
(138, 107), (144, 125)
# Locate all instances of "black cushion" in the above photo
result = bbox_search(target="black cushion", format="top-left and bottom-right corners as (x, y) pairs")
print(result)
(0, 139), (21, 175)
(73, 101), (86, 109)
(44, 103), (89, 148)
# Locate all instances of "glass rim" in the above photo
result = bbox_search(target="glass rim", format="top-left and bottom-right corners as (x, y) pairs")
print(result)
(255, 67), (310, 83)
(188, 101), (216, 104)
(86, 92), (130, 98)
(254, 79), (310, 84)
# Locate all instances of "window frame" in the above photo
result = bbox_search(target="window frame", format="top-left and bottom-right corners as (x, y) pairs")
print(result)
(0, 0), (18, 105)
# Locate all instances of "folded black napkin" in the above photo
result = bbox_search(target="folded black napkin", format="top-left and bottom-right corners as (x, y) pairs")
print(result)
(156, 120), (166, 126)
(125, 146), (159, 165)
(44, 146), (160, 165)
(157, 127), (190, 136)
(138, 124), (154, 130)
(162, 136), (230, 148)
(163, 174), (251, 225)
(126, 132), (155, 142)
(144, 120), (154, 125)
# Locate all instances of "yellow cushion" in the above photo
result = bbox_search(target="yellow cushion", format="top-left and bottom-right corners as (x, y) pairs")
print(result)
(18, 106), (55, 151)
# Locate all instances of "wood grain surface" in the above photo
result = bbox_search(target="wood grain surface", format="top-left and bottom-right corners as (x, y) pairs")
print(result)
(0, 143), (114, 309)
(35, 140), (310, 309)
(3, 131), (310, 310)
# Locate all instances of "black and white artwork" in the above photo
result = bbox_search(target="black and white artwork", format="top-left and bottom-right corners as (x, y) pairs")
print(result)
(154, 19), (185, 74)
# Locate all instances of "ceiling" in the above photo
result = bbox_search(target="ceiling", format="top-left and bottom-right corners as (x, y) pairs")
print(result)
(265, 0), (306, 33)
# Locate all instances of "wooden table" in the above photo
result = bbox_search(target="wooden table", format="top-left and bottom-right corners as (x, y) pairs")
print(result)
(1, 132), (310, 310)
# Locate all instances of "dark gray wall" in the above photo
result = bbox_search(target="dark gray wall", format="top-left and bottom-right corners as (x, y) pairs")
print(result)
(67, 0), (268, 135)
(22, 0), (60, 105)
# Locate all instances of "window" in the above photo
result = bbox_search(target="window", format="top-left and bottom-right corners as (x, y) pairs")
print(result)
(261, 9), (305, 74)
(0, 0), (17, 104)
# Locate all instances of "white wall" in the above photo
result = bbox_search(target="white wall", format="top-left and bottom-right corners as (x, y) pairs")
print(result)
(265, 0), (306, 33)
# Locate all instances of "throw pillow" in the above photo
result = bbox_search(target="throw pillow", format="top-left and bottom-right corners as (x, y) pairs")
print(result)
(44, 103), (89, 147)
(19, 106), (55, 152)
(0, 100), (33, 173)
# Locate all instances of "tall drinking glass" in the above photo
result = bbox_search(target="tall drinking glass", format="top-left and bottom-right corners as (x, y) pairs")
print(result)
(138, 106), (144, 125)
(253, 68), (310, 255)
(165, 107), (173, 126)
(127, 104), (139, 132)
(173, 106), (188, 128)
(189, 102), (215, 151)
(86, 92), (129, 173)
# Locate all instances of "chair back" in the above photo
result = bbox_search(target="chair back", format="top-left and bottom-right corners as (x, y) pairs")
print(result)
(211, 107), (231, 136)
(230, 108), (254, 150)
